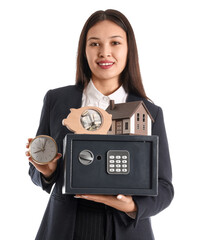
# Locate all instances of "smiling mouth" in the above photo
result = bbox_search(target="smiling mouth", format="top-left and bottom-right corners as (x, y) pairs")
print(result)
(98, 62), (114, 66)
(97, 61), (115, 69)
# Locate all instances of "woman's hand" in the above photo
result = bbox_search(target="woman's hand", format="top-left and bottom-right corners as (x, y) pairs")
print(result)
(25, 138), (62, 178)
(75, 194), (137, 213)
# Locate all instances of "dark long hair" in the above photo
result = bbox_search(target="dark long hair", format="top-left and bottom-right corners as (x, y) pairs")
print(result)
(76, 9), (148, 99)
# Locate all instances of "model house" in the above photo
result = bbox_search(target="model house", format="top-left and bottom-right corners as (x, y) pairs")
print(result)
(106, 100), (154, 136)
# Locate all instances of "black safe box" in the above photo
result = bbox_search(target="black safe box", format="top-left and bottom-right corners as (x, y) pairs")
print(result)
(62, 134), (159, 196)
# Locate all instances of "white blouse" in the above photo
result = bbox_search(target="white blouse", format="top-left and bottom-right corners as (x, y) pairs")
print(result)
(81, 80), (127, 109)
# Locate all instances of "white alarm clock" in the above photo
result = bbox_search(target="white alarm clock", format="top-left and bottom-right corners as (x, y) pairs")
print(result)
(29, 135), (58, 165)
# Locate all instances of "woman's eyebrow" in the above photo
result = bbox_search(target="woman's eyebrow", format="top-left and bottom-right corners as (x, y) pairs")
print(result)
(87, 37), (100, 42)
(110, 35), (123, 39)
(87, 35), (123, 41)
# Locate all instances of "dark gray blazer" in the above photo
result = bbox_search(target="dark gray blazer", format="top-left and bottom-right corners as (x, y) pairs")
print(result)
(29, 85), (174, 240)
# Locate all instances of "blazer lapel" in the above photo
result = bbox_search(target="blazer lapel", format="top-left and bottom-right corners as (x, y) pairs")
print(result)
(71, 85), (84, 108)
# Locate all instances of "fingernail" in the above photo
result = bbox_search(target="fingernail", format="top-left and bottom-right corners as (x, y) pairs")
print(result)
(81, 195), (88, 198)
(117, 195), (122, 200)
(74, 196), (81, 198)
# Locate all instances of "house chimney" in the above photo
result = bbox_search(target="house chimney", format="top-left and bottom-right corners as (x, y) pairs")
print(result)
(110, 100), (115, 110)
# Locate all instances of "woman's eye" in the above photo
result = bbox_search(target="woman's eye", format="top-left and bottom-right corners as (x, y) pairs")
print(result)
(90, 42), (99, 46)
(112, 41), (120, 45)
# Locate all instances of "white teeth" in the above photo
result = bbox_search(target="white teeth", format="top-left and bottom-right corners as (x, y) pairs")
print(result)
(99, 63), (113, 66)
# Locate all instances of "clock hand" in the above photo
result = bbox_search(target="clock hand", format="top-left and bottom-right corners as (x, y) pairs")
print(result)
(34, 149), (43, 154)
(42, 139), (47, 150)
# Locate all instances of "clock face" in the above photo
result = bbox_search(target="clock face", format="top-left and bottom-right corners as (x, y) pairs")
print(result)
(29, 135), (58, 165)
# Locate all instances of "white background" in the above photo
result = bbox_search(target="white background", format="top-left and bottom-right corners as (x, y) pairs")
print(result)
(0, 0), (203, 239)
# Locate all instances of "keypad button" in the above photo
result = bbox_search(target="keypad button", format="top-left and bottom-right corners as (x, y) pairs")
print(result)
(122, 169), (127, 172)
(109, 160), (115, 163)
(116, 164), (121, 168)
(109, 156), (114, 159)
(116, 160), (121, 163)
(122, 156), (127, 159)
(116, 169), (121, 172)
(116, 156), (121, 159)
(122, 164), (127, 168)
(109, 169), (115, 172)
(110, 164), (115, 168)
(122, 160), (127, 163)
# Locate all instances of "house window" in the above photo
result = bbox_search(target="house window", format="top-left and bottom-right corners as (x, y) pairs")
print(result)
(137, 124), (139, 130)
(137, 113), (140, 121)
(116, 121), (122, 134)
(125, 122), (128, 130)
(143, 125), (145, 130)
(143, 114), (145, 122)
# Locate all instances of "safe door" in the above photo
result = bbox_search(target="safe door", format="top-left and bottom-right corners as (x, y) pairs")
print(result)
(63, 134), (158, 196)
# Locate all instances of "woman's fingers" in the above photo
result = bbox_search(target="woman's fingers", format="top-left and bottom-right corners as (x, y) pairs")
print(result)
(117, 194), (125, 201)
(25, 151), (30, 156)
(52, 153), (62, 162)
(26, 138), (33, 148)
(116, 194), (131, 202)
(74, 194), (137, 212)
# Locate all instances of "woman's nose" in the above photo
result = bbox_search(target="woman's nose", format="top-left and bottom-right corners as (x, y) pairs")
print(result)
(98, 45), (111, 58)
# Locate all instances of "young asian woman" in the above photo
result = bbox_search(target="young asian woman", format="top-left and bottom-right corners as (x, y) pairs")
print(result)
(26, 9), (174, 240)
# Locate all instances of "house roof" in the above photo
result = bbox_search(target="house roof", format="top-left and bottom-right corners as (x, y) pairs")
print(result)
(105, 101), (154, 122)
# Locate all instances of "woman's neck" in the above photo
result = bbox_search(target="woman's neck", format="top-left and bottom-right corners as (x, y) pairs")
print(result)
(92, 78), (121, 96)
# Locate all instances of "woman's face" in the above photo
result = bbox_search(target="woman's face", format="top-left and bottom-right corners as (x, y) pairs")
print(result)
(85, 20), (128, 84)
